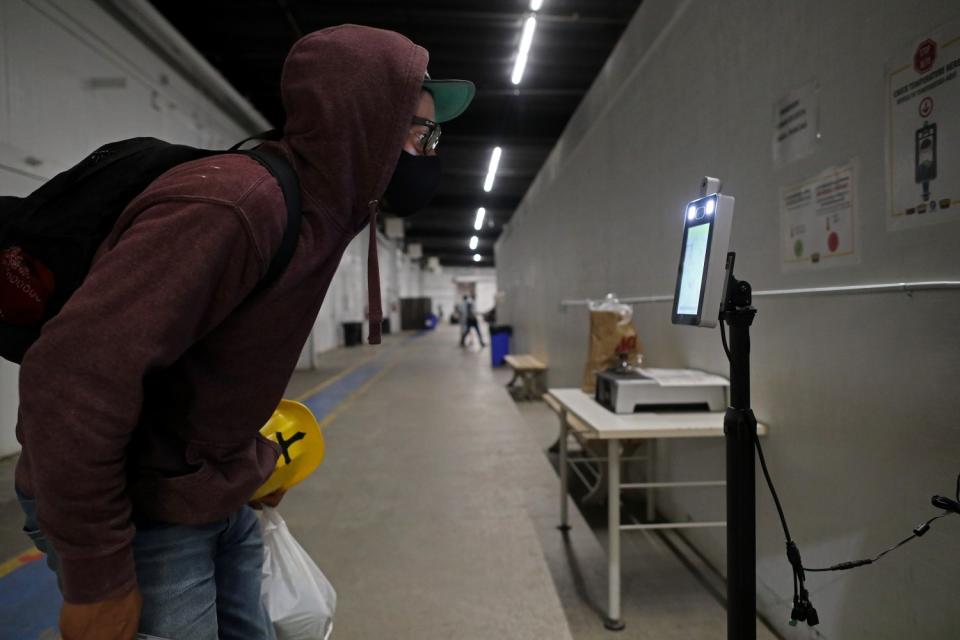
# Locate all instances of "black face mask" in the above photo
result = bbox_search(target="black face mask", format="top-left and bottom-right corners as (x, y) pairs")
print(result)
(382, 151), (441, 217)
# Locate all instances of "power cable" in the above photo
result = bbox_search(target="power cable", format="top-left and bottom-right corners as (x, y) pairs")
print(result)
(717, 317), (958, 627)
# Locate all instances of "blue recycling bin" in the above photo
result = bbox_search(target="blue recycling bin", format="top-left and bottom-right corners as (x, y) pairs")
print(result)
(489, 325), (512, 367)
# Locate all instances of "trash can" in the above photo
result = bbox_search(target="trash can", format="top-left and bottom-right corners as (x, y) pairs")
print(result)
(343, 322), (363, 347)
(489, 325), (512, 367)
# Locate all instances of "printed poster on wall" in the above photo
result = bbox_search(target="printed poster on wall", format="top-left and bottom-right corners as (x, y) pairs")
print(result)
(773, 82), (819, 166)
(887, 21), (960, 230)
(781, 161), (858, 271)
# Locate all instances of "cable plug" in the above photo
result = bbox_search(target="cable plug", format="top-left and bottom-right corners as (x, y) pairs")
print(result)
(830, 559), (872, 571)
(790, 586), (820, 628)
(932, 495), (960, 515)
(790, 602), (807, 623)
(792, 598), (820, 627)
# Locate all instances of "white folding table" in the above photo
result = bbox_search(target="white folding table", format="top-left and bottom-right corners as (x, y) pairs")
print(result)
(545, 388), (768, 631)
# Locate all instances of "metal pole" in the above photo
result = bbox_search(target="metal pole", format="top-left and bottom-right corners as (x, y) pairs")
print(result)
(559, 280), (960, 308)
(605, 438), (625, 631)
(724, 308), (757, 640)
(646, 440), (657, 522)
(559, 409), (571, 532)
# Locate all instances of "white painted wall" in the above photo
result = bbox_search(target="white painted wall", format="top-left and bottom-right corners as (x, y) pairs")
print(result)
(306, 231), (423, 362)
(473, 278), (497, 316)
(496, 2), (960, 638)
(0, 0), (267, 456)
(420, 267), (497, 321)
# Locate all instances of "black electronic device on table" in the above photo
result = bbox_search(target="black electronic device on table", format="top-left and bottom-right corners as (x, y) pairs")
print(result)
(594, 367), (727, 413)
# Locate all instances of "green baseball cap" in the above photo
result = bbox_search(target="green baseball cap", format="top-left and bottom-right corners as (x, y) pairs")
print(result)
(423, 73), (476, 123)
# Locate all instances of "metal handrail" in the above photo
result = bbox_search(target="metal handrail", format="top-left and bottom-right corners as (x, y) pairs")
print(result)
(559, 280), (960, 308)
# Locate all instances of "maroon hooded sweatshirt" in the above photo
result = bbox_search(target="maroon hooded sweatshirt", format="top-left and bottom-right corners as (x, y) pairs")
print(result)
(15, 25), (428, 604)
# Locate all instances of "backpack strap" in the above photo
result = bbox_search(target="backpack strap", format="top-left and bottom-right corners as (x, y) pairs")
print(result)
(243, 149), (301, 293)
(230, 129), (283, 151)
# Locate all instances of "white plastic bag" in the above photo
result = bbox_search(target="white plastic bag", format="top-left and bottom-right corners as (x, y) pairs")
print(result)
(587, 292), (633, 325)
(258, 507), (337, 640)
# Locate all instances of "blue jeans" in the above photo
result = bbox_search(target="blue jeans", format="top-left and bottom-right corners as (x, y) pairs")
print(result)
(17, 489), (275, 640)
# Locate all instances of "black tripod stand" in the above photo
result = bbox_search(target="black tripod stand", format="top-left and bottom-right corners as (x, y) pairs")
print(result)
(719, 252), (757, 640)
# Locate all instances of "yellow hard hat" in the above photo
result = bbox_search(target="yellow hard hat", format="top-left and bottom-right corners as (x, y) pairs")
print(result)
(251, 400), (325, 501)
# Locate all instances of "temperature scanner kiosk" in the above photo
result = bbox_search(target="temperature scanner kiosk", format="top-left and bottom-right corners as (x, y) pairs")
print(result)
(671, 178), (760, 640)
(671, 191), (734, 327)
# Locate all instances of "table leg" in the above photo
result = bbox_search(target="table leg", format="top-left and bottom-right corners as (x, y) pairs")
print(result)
(558, 409), (571, 532)
(605, 438), (625, 631)
(646, 439), (656, 522)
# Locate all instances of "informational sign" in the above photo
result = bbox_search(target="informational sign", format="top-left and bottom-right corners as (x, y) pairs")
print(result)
(887, 22), (960, 230)
(781, 161), (859, 271)
(773, 82), (819, 166)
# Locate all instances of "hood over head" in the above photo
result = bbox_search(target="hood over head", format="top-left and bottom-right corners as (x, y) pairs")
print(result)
(280, 25), (429, 344)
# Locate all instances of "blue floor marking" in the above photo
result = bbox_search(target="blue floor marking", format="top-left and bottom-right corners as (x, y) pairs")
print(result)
(0, 559), (61, 640)
(301, 359), (383, 420)
(0, 353), (387, 636)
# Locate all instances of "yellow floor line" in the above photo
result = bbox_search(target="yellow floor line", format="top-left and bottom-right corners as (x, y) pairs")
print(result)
(0, 547), (42, 579)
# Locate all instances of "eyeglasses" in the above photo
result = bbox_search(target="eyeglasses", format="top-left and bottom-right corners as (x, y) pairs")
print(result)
(410, 116), (441, 154)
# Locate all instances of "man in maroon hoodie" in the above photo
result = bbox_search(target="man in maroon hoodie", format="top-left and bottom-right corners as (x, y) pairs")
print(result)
(14, 25), (474, 639)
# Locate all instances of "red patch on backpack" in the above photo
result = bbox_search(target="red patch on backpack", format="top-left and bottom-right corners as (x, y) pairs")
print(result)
(0, 247), (55, 325)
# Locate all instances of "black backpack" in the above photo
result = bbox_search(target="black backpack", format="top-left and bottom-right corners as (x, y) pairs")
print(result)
(0, 134), (301, 364)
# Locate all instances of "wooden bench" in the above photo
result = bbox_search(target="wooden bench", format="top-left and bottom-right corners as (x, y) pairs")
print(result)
(504, 354), (548, 401)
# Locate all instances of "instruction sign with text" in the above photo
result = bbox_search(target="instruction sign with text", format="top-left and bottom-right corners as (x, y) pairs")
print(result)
(773, 82), (819, 166)
(887, 22), (960, 230)
(781, 161), (858, 271)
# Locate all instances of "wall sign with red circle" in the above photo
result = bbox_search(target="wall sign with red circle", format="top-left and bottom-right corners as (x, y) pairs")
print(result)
(913, 39), (937, 75)
(887, 23), (959, 230)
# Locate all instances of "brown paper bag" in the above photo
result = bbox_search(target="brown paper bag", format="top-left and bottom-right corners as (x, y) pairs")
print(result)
(581, 310), (643, 393)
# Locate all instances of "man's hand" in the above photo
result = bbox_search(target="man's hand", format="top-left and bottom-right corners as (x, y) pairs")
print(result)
(249, 488), (286, 510)
(60, 586), (142, 640)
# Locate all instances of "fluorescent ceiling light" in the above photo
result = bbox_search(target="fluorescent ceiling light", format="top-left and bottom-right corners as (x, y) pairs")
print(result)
(530, 0), (544, 10)
(474, 207), (486, 231)
(483, 147), (502, 192)
(469, 235), (479, 250)
(511, 16), (537, 85)
(473, 254), (482, 262)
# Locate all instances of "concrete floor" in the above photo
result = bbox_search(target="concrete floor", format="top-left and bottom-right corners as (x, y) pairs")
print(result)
(0, 324), (780, 639)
